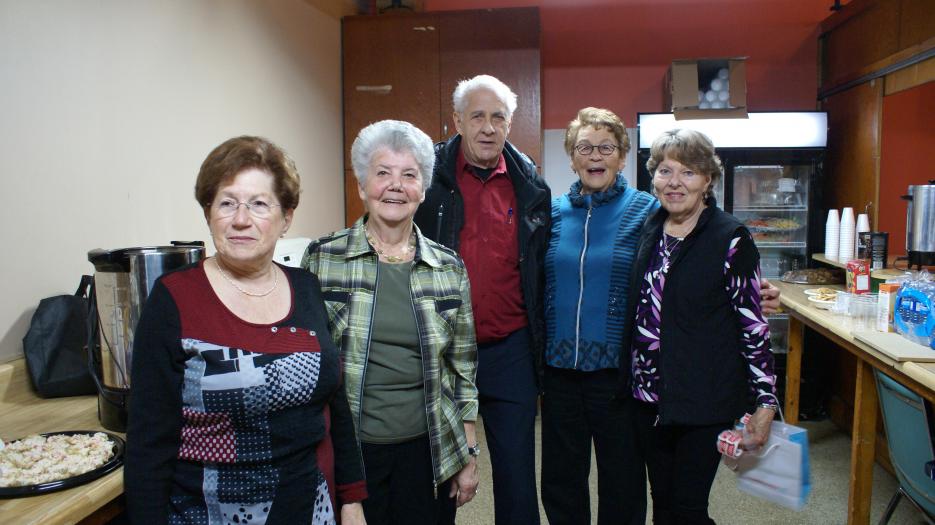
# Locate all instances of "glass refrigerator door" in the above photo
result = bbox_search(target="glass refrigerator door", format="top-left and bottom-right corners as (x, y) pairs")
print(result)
(732, 164), (811, 353)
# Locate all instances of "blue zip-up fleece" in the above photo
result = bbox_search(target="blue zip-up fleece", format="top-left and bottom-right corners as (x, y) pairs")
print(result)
(544, 175), (659, 371)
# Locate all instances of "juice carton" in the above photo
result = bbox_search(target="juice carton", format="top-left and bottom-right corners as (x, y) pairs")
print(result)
(876, 283), (900, 332)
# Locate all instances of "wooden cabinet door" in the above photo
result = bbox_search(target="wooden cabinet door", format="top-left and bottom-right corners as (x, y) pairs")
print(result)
(437, 8), (542, 166)
(341, 8), (542, 226)
(342, 14), (441, 225)
(342, 14), (441, 164)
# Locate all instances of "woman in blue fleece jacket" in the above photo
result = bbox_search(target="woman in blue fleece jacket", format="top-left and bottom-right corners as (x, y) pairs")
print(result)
(540, 107), (658, 525)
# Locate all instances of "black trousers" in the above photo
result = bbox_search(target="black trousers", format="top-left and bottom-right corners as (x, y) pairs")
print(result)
(635, 401), (730, 525)
(477, 326), (540, 525)
(360, 436), (456, 525)
(541, 367), (646, 525)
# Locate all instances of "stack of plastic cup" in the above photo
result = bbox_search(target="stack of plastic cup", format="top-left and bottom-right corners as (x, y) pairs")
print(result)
(838, 207), (856, 263)
(855, 213), (870, 258)
(825, 209), (840, 260)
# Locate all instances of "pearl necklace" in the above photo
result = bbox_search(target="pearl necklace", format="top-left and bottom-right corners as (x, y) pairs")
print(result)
(213, 257), (279, 297)
(366, 227), (416, 263)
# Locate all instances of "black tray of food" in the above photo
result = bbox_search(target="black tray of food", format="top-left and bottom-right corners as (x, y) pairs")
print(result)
(0, 431), (125, 498)
(780, 267), (845, 285)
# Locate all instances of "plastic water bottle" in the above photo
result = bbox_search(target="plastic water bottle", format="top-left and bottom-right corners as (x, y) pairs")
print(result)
(894, 276), (934, 346)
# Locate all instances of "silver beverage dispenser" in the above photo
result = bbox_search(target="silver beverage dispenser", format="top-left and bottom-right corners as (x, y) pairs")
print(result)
(88, 242), (204, 431)
(901, 180), (935, 269)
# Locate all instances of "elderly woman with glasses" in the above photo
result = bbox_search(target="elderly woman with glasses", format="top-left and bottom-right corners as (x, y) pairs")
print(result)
(125, 136), (367, 525)
(303, 120), (479, 525)
(541, 107), (657, 525)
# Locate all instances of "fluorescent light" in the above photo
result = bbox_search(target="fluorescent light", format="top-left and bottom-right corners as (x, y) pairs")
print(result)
(637, 112), (827, 148)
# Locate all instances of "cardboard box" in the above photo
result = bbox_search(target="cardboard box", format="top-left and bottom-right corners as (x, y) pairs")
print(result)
(846, 259), (871, 294)
(664, 57), (748, 120)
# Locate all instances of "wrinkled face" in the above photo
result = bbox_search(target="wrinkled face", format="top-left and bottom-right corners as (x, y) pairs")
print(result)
(571, 125), (624, 195)
(453, 88), (511, 169)
(208, 168), (293, 269)
(358, 147), (425, 227)
(652, 155), (712, 219)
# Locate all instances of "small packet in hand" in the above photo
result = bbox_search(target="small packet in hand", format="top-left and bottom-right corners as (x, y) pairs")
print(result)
(717, 413), (754, 458)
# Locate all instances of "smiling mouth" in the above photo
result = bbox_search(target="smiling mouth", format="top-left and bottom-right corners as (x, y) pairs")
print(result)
(587, 168), (606, 175)
(381, 198), (406, 204)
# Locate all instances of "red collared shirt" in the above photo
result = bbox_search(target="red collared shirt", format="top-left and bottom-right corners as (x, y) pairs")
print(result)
(456, 150), (527, 343)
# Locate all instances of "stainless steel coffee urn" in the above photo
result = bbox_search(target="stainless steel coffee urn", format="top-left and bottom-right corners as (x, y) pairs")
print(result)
(88, 242), (204, 431)
(902, 180), (935, 269)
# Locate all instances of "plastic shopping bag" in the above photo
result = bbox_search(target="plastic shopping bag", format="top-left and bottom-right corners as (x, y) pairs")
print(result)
(726, 420), (811, 510)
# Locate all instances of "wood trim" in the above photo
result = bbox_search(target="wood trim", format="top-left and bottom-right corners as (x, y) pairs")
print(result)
(820, 0), (878, 34)
(885, 54), (935, 95)
(820, 36), (935, 99)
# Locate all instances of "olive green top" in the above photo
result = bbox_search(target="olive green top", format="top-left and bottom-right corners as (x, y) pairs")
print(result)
(359, 262), (427, 443)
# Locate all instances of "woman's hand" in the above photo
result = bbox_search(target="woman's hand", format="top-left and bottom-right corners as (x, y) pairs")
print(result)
(742, 406), (777, 450)
(340, 502), (366, 525)
(448, 458), (479, 507)
(759, 278), (781, 314)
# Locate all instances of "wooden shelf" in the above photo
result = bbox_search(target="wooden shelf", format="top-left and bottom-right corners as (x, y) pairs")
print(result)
(811, 253), (908, 280)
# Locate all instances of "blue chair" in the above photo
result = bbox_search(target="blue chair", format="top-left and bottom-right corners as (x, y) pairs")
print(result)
(875, 370), (935, 525)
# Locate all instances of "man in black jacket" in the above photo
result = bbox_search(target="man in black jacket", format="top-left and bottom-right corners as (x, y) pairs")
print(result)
(414, 75), (549, 525)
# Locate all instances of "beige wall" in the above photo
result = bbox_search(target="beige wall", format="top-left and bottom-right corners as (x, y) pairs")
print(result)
(0, 1), (344, 362)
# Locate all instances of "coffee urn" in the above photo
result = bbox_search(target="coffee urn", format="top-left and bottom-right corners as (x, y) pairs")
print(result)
(902, 180), (935, 269)
(88, 242), (204, 431)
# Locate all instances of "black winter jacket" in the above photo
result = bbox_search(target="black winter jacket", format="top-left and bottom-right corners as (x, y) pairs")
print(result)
(620, 203), (758, 425)
(414, 135), (551, 380)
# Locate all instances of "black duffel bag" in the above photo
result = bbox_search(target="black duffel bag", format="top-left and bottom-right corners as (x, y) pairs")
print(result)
(22, 275), (97, 398)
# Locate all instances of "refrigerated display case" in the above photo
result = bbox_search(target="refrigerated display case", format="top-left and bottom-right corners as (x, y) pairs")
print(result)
(636, 112), (827, 354)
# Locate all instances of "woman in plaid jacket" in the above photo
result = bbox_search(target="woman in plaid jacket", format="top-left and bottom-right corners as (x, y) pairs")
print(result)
(303, 120), (479, 525)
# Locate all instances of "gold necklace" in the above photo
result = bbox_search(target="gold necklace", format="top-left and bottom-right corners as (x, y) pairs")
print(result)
(213, 257), (279, 297)
(366, 227), (416, 263)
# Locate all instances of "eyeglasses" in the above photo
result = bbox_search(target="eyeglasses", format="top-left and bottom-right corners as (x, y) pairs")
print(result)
(574, 143), (619, 156)
(214, 198), (282, 219)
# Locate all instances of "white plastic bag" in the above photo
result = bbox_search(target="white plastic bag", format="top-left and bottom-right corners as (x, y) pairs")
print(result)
(726, 420), (811, 510)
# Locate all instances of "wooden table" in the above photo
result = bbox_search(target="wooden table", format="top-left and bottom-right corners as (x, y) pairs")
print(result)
(776, 281), (935, 525)
(0, 358), (123, 525)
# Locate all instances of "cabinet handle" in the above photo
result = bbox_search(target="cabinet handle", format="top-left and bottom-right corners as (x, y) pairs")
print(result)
(355, 85), (392, 94)
(413, 26), (435, 31)
(443, 123), (448, 135)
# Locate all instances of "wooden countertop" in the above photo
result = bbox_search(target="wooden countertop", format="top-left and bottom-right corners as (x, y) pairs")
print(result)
(774, 280), (935, 392)
(0, 358), (123, 525)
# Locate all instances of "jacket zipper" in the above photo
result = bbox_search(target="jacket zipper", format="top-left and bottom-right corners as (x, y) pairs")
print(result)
(409, 274), (440, 497)
(356, 262), (379, 452)
(573, 205), (592, 369)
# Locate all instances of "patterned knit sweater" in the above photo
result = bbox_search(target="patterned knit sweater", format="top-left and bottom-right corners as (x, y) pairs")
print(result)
(124, 262), (366, 525)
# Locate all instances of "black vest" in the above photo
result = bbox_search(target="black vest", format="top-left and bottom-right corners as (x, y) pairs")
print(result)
(622, 204), (755, 426)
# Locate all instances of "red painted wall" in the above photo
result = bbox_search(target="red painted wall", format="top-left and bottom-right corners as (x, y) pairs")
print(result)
(425, 0), (830, 128)
(879, 81), (935, 257)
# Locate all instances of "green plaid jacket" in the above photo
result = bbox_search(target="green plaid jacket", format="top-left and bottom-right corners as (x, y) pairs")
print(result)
(301, 217), (478, 485)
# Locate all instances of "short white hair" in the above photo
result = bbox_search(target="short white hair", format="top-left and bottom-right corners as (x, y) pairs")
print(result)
(452, 75), (518, 120)
(350, 120), (435, 188)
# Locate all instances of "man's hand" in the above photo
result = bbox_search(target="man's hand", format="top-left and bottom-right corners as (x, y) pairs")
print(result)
(760, 278), (781, 314)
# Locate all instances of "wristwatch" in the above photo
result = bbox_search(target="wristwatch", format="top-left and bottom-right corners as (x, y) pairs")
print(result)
(467, 443), (481, 457)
